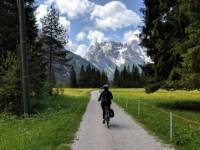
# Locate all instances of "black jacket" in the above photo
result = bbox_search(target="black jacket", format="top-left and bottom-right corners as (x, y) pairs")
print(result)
(98, 90), (113, 103)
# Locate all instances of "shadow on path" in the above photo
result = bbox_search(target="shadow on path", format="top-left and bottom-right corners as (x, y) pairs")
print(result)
(108, 123), (128, 130)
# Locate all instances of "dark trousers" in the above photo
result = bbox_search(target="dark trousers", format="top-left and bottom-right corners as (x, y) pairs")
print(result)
(101, 102), (111, 119)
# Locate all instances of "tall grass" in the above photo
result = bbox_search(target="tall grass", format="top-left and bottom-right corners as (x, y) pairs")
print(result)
(0, 89), (91, 150)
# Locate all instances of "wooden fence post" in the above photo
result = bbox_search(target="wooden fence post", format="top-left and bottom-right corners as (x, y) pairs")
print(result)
(170, 112), (173, 141)
(138, 100), (140, 116)
(125, 97), (129, 109)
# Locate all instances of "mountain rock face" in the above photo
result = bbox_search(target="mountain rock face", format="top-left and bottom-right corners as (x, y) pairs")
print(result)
(84, 41), (151, 79)
(53, 49), (94, 85)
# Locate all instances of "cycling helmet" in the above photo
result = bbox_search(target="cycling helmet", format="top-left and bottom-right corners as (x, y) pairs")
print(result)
(103, 84), (109, 88)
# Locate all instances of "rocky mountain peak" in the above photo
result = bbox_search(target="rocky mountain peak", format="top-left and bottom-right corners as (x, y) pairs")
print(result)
(84, 40), (151, 79)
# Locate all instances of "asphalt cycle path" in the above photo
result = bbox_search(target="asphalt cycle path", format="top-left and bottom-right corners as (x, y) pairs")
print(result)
(72, 91), (173, 150)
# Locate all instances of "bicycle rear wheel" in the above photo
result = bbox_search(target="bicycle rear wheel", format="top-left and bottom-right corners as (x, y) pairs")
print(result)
(106, 118), (110, 128)
(105, 110), (110, 128)
(104, 107), (110, 128)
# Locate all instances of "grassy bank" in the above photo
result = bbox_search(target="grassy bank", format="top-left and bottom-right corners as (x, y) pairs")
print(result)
(111, 89), (200, 150)
(0, 89), (91, 150)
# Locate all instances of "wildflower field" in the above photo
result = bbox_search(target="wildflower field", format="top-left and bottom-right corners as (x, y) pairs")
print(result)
(111, 89), (200, 150)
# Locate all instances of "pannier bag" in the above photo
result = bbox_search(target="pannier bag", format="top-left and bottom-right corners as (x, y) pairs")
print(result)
(109, 108), (114, 118)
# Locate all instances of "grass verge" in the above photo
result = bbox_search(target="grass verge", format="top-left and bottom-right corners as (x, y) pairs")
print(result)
(0, 89), (91, 150)
(111, 88), (200, 150)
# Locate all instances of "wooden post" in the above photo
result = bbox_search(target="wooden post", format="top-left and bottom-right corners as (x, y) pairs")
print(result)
(17, 0), (30, 115)
(125, 97), (129, 109)
(170, 112), (173, 141)
(138, 100), (140, 116)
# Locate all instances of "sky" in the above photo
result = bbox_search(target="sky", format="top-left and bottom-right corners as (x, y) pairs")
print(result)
(35, 0), (144, 56)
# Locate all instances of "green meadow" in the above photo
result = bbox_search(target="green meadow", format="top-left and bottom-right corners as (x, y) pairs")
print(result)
(0, 89), (91, 150)
(1, 88), (200, 150)
(111, 89), (200, 150)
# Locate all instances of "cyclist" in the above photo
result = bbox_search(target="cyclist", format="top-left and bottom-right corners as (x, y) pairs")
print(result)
(98, 84), (113, 124)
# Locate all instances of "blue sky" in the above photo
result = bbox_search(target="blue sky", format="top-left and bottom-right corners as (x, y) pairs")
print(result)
(35, 0), (144, 56)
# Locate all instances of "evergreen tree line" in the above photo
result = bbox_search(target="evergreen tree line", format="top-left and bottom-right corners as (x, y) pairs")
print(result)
(141, 0), (200, 92)
(113, 65), (145, 88)
(0, 1), (69, 113)
(70, 65), (108, 88)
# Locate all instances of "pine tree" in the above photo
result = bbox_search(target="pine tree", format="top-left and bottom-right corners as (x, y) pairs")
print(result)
(126, 65), (132, 88)
(96, 70), (101, 87)
(0, 0), (18, 54)
(79, 65), (86, 87)
(113, 67), (120, 87)
(179, 0), (200, 89)
(112, 65), (144, 88)
(41, 5), (67, 83)
(120, 66), (128, 88)
(131, 65), (140, 87)
(85, 65), (92, 87)
(100, 71), (108, 86)
(0, 0), (47, 113)
(90, 67), (96, 88)
(28, 42), (47, 96)
(0, 0), (37, 54)
(0, 52), (20, 112)
(70, 66), (77, 88)
(140, 0), (188, 92)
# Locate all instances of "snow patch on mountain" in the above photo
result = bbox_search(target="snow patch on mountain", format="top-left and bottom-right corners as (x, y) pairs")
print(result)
(84, 40), (151, 79)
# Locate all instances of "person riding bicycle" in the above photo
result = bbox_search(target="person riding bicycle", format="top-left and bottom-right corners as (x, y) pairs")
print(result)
(98, 84), (113, 124)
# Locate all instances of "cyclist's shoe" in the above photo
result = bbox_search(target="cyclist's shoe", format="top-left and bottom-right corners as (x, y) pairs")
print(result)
(102, 119), (105, 124)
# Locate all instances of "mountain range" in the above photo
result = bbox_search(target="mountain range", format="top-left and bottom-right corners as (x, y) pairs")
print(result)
(84, 40), (151, 79)
(54, 40), (150, 83)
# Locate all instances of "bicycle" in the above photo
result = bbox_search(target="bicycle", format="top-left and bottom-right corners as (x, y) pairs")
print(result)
(104, 106), (110, 128)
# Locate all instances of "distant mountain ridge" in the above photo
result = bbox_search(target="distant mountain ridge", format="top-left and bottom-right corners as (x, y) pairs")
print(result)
(41, 39), (95, 85)
(52, 40), (151, 84)
(55, 50), (96, 84)
(84, 40), (151, 79)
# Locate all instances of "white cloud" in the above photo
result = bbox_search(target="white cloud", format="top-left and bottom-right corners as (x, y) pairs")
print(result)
(123, 30), (141, 44)
(59, 17), (71, 31)
(66, 40), (78, 52)
(66, 41), (88, 57)
(87, 30), (108, 44)
(45, 0), (94, 19)
(35, 4), (71, 31)
(68, 30), (108, 56)
(76, 44), (88, 56)
(35, 4), (48, 28)
(91, 1), (142, 30)
(76, 32), (87, 41)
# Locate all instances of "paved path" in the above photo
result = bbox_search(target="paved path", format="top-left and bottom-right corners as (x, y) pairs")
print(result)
(72, 91), (173, 150)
